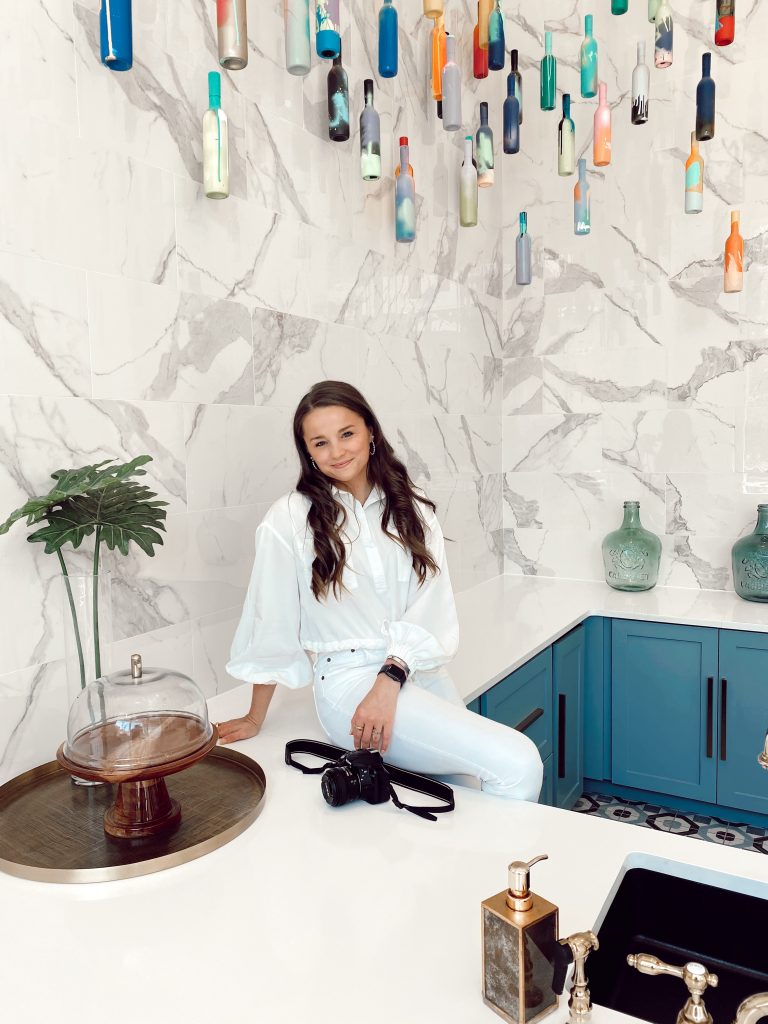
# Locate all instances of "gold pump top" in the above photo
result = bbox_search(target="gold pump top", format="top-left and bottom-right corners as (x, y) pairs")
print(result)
(130, 654), (143, 680)
(506, 853), (548, 911)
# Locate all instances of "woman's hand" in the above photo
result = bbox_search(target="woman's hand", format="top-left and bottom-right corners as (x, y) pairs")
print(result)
(350, 673), (400, 753)
(216, 713), (262, 745)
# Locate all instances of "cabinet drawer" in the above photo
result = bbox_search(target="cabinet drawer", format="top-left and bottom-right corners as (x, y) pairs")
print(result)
(482, 649), (553, 762)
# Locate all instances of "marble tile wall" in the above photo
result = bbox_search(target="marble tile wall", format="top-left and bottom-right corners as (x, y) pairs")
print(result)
(0, 0), (505, 781)
(501, 0), (768, 587)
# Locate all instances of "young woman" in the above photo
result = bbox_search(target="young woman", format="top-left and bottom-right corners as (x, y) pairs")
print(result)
(220, 380), (543, 801)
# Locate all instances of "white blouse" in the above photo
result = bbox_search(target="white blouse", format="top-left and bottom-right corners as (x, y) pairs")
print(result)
(227, 486), (460, 689)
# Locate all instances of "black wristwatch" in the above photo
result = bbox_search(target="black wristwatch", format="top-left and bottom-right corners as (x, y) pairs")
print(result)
(379, 662), (408, 687)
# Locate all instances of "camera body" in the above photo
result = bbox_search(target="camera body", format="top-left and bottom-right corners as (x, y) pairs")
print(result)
(321, 748), (391, 807)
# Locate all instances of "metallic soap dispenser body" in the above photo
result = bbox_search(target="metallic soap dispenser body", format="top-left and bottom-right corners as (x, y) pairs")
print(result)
(482, 855), (559, 1024)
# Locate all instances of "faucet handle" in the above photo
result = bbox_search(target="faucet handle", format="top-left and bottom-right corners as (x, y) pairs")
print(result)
(628, 954), (718, 1024)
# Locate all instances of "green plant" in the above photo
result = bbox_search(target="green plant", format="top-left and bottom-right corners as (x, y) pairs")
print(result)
(0, 455), (168, 689)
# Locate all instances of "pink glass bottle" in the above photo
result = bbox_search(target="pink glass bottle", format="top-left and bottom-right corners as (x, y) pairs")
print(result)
(593, 81), (611, 166)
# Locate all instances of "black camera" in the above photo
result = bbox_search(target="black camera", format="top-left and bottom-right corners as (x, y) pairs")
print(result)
(320, 748), (391, 807)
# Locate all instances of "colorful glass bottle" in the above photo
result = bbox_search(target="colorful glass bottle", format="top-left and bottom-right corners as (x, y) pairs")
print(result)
(488, 0), (505, 70)
(654, 0), (673, 68)
(516, 212), (531, 285)
(540, 31), (556, 110)
(217, 0), (248, 70)
(423, 0), (443, 18)
(731, 505), (768, 602)
(473, 11), (489, 80)
(327, 49), (349, 141)
(695, 52), (716, 141)
(631, 41), (649, 124)
(360, 80), (381, 181)
(100, 0), (133, 71)
(715, 0), (735, 45)
(431, 15), (447, 100)
(478, 0), (492, 49)
(503, 72), (520, 154)
(558, 92), (575, 175)
(203, 72), (229, 200)
(647, 0), (660, 21)
(441, 33), (462, 131)
(316, 0), (341, 59)
(593, 81), (611, 166)
(612, 0), (628, 13)
(580, 15), (598, 98)
(285, 0), (311, 75)
(510, 49), (523, 123)
(378, 0), (398, 78)
(602, 502), (661, 592)
(395, 137), (416, 243)
(476, 102), (495, 187)
(574, 159), (590, 234)
(724, 210), (743, 293)
(460, 136), (479, 227)
(684, 132), (703, 214)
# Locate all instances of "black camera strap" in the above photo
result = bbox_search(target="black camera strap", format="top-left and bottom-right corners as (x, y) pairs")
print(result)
(284, 739), (455, 822)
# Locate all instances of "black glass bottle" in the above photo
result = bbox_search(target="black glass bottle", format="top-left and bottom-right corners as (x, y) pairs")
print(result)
(503, 73), (520, 153)
(695, 51), (715, 141)
(327, 46), (350, 142)
(509, 48), (523, 124)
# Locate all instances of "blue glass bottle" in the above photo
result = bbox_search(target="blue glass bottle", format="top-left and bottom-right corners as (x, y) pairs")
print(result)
(316, 0), (341, 59)
(100, 0), (133, 71)
(395, 137), (416, 243)
(602, 502), (661, 592)
(488, 0), (505, 71)
(503, 72), (520, 154)
(580, 14), (598, 98)
(327, 48), (349, 141)
(378, 0), (398, 78)
(695, 51), (716, 141)
(510, 48), (523, 123)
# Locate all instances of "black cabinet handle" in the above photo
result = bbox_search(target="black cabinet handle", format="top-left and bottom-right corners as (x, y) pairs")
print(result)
(706, 677), (714, 759)
(720, 679), (728, 761)
(515, 707), (544, 734)
(558, 694), (566, 780)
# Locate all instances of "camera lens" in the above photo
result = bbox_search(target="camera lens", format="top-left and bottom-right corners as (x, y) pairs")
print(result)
(321, 766), (357, 806)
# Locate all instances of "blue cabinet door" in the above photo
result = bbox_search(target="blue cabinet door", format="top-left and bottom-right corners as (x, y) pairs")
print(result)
(466, 697), (481, 715)
(611, 620), (718, 802)
(553, 625), (585, 809)
(716, 630), (768, 815)
(482, 648), (553, 764)
(584, 617), (611, 781)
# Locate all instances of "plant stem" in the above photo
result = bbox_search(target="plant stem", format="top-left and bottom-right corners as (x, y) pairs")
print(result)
(57, 551), (86, 691)
(92, 525), (102, 678)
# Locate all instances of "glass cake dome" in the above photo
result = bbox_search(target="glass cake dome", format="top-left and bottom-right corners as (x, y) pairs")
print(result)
(64, 654), (213, 775)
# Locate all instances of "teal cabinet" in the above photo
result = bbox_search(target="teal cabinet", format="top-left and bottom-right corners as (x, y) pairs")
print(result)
(584, 617), (610, 781)
(611, 620), (719, 803)
(716, 630), (768, 815)
(482, 648), (553, 764)
(553, 626), (585, 809)
(466, 697), (481, 715)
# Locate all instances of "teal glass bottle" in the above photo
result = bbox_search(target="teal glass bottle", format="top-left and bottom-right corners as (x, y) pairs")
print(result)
(611, 0), (628, 13)
(602, 502), (661, 592)
(540, 31), (556, 110)
(732, 505), (768, 602)
(488, 0), (505, 71)
(378, 0), (398, 78)
(580, 14), (598, 98)
(516, 212), (531, 285)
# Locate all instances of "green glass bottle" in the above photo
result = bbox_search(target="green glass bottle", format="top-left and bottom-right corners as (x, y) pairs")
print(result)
(540, 31), (556, 110)
(732, 505), (768, 602)
(602, 501), (661, 592)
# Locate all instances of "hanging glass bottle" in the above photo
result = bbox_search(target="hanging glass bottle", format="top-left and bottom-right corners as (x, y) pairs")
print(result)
(473, 9), (489, 80)
(503, 71), (520, 154)
(580, 15), (598, 98)
(540, 31), (556, 111)
(612, 0), (628, 13)
(516, 212), (531, 286)
(423, 0), (443, 18)
(476, 102), (495, 187)
(593, 81), (611, 166)
(602, 502), (661, 592)
(557, 92), (575, 175)
(574, 159), (590, 235)
(378, 0), (398, 78)
(217, 0), (248, 70)
(100, 0), (133, 71)
(724, 210), (743, 293)
(460, 136), (479, 227)
(432, 15), (447, 100)
(360, 79), (381, 181)
(647, 0), (660, 21)
(684, 132), (703, 214)
(715, 0), (735, 45)
(203, 72), (229, 200)
(654, 0), (673, 68)
(731, 505), (768, 602)
(509, 49), (523, 123)
(478, 0), (492, 49)
(395, 136), (416, 243)
(631, 41), (649, 124)
(327, 47), (349, 141)
(441, 33), (462, 131)
(695, 52), (716, 141)
(316, 0), (341, 59)
(488, 0), (505, 71)
(285, 0), (311, 75)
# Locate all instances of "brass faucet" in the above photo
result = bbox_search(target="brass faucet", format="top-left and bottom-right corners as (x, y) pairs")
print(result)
(554, 931), (600, 1023)
(733, 992), (768, 1024)
(627, 953), (718, 1024)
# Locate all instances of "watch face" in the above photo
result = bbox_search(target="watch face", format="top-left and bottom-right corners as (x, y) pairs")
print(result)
(382, 663), (406, 685)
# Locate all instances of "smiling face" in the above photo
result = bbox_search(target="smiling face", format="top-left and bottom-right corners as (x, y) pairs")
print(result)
(302, 404), (373, 495)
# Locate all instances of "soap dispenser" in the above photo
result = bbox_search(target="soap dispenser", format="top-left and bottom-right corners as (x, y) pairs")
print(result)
(482, 854), (559, 1024)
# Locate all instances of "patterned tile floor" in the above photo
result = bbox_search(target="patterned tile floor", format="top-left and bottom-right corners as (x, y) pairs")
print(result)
(573, 792), (768, 856)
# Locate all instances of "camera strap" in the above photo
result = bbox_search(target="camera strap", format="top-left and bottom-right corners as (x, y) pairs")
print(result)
(284, 739), (455, 822)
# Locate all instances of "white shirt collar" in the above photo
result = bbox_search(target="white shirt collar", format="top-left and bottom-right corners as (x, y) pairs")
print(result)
(332, 484), (385, 510)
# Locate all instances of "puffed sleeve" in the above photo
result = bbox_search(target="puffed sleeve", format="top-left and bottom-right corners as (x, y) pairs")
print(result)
(226, 499), (313, 689)
(382, 511), (459, 673)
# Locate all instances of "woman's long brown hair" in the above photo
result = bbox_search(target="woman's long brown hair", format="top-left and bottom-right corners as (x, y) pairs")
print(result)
(293, 381), (439, 601)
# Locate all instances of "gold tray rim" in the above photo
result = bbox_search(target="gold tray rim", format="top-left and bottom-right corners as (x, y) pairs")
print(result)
(0, 747), (267, 885)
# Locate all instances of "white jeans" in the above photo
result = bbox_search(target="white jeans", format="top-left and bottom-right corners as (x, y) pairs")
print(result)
(312, 648), (543, 802)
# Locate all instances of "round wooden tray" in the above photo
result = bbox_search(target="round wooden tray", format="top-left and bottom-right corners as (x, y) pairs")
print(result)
(0, 747), (266, 884)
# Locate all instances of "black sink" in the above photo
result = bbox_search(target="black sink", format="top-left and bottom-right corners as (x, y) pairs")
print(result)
(588, 865), (768, 1024)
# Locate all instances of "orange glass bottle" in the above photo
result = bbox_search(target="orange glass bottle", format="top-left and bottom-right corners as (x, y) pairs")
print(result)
(473, 8), (489, 79)
(724, 210), (743, 293)
(593, 81), (611, 165)
(431, 15), (447, 100)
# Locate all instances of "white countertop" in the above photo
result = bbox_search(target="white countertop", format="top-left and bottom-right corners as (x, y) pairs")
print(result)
(2, 577), (768, 1024)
